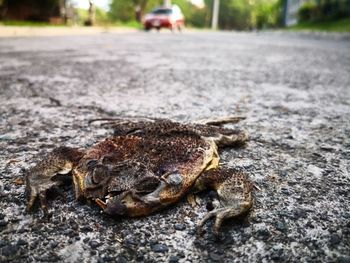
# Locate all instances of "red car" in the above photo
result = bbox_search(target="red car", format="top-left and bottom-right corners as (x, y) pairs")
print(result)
(143, 5), (185, 31)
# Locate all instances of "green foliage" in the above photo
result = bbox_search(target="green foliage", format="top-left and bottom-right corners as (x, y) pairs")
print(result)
(298, 0), (350, 23)
(76, 8), (88, 23)
(298, 2), (318, 22)
(172, 0), (208, 27)
(109, 0), (135, 22)
(207, 0), (280, 30)
(0, 0), (286, 30)
(319, 0), (350, 20)
(111, 20), (143, 28)
(108, 0), (282, 30)
(275, 0), (286, 26)
(0, 20), (66, 26)
(95, 6), (110, 25)
(109, 0), (162, 22)
(108, 0), (208, 27)
(202, 0), (281, 30)
(290, 17), (350, 31)
(253, 0), (281, 29)
(218, 0), (249, 30)
(76, 6), (111, 26)
(188, 7), (208, 27)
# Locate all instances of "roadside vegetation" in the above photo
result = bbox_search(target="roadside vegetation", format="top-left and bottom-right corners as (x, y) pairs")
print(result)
(294, 0), (350, 32)
(108, 0), (284, 30)
(0, 20), (66, 26)
(107, 0), (350, 32)
(290, 17), (350, 32)
(0, 0), (349, 32)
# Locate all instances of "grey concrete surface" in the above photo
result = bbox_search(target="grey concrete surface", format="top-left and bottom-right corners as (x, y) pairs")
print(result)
(0, 31), (349, 262)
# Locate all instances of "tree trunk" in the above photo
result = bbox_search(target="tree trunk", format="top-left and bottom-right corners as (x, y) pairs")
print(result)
(211, 0), (219, 29)
(164, 0), (171, 7)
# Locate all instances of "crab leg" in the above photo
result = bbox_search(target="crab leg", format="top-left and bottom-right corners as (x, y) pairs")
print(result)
(95, 198), (107, 210)
(195, 116), (246, 126)
(26, 146), (84, 213)
(193, 168), (254, 236)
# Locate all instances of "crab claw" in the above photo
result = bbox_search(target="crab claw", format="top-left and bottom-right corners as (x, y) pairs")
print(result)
(26, 168), (71, 215)
(26, 173), (58, 217)
(25, 147), (84, 215)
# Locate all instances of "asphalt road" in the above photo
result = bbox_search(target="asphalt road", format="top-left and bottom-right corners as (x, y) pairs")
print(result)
(0, 31), (350, 262)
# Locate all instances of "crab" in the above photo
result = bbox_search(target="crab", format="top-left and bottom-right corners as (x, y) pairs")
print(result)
(26, 116), (254, 235)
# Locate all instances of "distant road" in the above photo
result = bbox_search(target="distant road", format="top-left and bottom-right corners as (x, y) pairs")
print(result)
(0, 26), (137, 37)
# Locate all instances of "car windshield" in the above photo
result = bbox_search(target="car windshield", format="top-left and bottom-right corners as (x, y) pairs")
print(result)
(151, 9), (172, 15)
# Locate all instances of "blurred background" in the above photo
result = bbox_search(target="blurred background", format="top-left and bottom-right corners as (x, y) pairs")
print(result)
(0, 0), (349, 32)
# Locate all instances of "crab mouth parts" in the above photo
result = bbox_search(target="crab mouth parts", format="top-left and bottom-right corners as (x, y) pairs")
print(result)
(95, 197), (108, 210)
(95, 193), (129, 216)
(94, 190), (128, 211)
(94, 193), (117, 209)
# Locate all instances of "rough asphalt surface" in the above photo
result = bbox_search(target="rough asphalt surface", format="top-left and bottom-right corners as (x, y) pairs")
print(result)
(0, 31), (349, 262)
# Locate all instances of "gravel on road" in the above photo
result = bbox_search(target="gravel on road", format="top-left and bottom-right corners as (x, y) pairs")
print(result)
(0, 31), (349, 262)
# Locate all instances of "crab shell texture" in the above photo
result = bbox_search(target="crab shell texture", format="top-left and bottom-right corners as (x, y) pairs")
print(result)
(72, 123), (220, 217)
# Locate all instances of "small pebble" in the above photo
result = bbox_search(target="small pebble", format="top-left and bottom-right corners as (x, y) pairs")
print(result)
(136, 254), (144, 261)
(80, 225), (93, 232)
(0, 220), (8, 227)
(1, 244), (19, 257)
(16, 239), (28, 246)
(115, 255), (128, 263)
(50, 241), (59, 249)
(125, 237), (138, 246)
(338, 255), (350, 263)
(275, 221), (287, 232)
(89, 240), (101, 249)
(174, 223), (186, 231)
(169, 255), (179, 263)
(209, 252), (221, 262)
(152, 244), (169, 253)
(0, 240), (7, 247)
(257, 228), (270, 240)
(102, 256), (114, 262)
(330, 233), (341, 245)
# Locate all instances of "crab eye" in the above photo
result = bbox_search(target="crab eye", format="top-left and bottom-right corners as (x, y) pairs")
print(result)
(102, 155), (114, 164)
(86, 159), (98, 170)
(111, 190), (124, 196)
(92, 165), (108, 184)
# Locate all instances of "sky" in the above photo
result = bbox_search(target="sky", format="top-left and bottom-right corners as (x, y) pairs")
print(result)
(73, 0), (204, 10)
